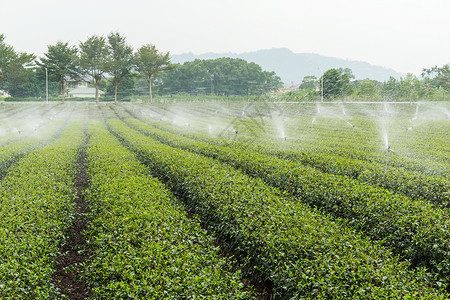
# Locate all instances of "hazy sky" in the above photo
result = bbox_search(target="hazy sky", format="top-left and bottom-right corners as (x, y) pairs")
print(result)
(1, 0), (449, 75)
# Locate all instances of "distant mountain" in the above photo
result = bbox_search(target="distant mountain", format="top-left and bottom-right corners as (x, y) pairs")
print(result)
(171, 48), (404, 87)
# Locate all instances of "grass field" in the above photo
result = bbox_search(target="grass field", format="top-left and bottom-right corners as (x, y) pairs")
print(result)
(0, 101), (449, 299)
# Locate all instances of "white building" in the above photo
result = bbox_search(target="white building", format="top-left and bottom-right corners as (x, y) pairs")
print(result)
(67, 80), (105, 98)
(0, 90), (10, 97)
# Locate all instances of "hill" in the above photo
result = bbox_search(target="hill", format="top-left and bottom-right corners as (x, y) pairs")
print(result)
(171, 48), (404, 87)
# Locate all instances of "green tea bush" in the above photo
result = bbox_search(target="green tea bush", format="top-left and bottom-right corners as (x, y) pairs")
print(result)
(0, 120), (65, 176)
(127, 115), (448, 205)
(0, 121), (84, 298)
(83, 120), (252, 298)
(108, 119), (446, 299)
(118, 117), (450, 289)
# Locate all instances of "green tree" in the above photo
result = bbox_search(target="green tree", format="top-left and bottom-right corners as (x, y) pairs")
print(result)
(357, 78), (377, 98)
(107, 32), (134, 103)
(418, 77), (437, 100)
(339, 68), (355, 96)
(38, 41), (81, 102)
(79, 35), (110, 103)
(300, 75), (318, 90)
(319, 68), (354, 99)
(158, 57), (282, 96)
(1, 71), (59, 98)
(381, 76), (400, 100)
(0, 34), (35, 90)
(106, 74), (135, 98)
(422, 64), (450, 92)
(398, 73), (419, 101)
(320, 69), (340, 99)
(134, 44), (173, 103)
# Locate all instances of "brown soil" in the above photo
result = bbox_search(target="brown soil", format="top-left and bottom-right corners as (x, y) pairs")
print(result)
(52, 148), (92, 299)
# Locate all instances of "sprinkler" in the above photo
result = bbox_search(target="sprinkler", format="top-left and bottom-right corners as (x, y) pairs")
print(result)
(405, 127), (412, 139)
(234, 130), (239, 141)
(384, 146), (395, 179)
(345, 121), (356, 134)
(283, 136), (287, 150)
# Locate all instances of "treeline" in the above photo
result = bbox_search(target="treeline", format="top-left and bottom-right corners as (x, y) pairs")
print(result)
(154, 58), (283, 96)
(281, 66), (450, 101)
(1, 32), (449, 102)
(0, 33), (282, 102)
(0, 32), (172, 103)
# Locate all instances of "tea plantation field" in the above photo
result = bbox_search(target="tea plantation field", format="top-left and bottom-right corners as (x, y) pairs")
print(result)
(0, 101), (449, 299)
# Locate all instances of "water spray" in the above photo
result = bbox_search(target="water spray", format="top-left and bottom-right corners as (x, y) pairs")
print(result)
(340, 103), (347, 116)
(383, 102), (389, 114)
(346, 121), (356, 133)
(410, 103), (420, 122)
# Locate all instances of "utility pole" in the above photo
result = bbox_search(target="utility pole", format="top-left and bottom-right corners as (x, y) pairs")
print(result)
(45, 67), (48, 103)
(318, 67), (324, 102)
(210, 74), (214, 95)
(321, 74), (324, 102)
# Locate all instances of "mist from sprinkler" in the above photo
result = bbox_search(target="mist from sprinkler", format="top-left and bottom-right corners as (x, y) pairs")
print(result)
(316, 103), (321, 115)
(378, 103), (395, 153)
(444, 108), (450, 120)
(208, 125), (212, 136)
(340, 103), (347, 116)
(383, 102), (390, 115)
(272, 110), (286, 143)
(411, 103), (420, 121)
(310, 117), (316, 128)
